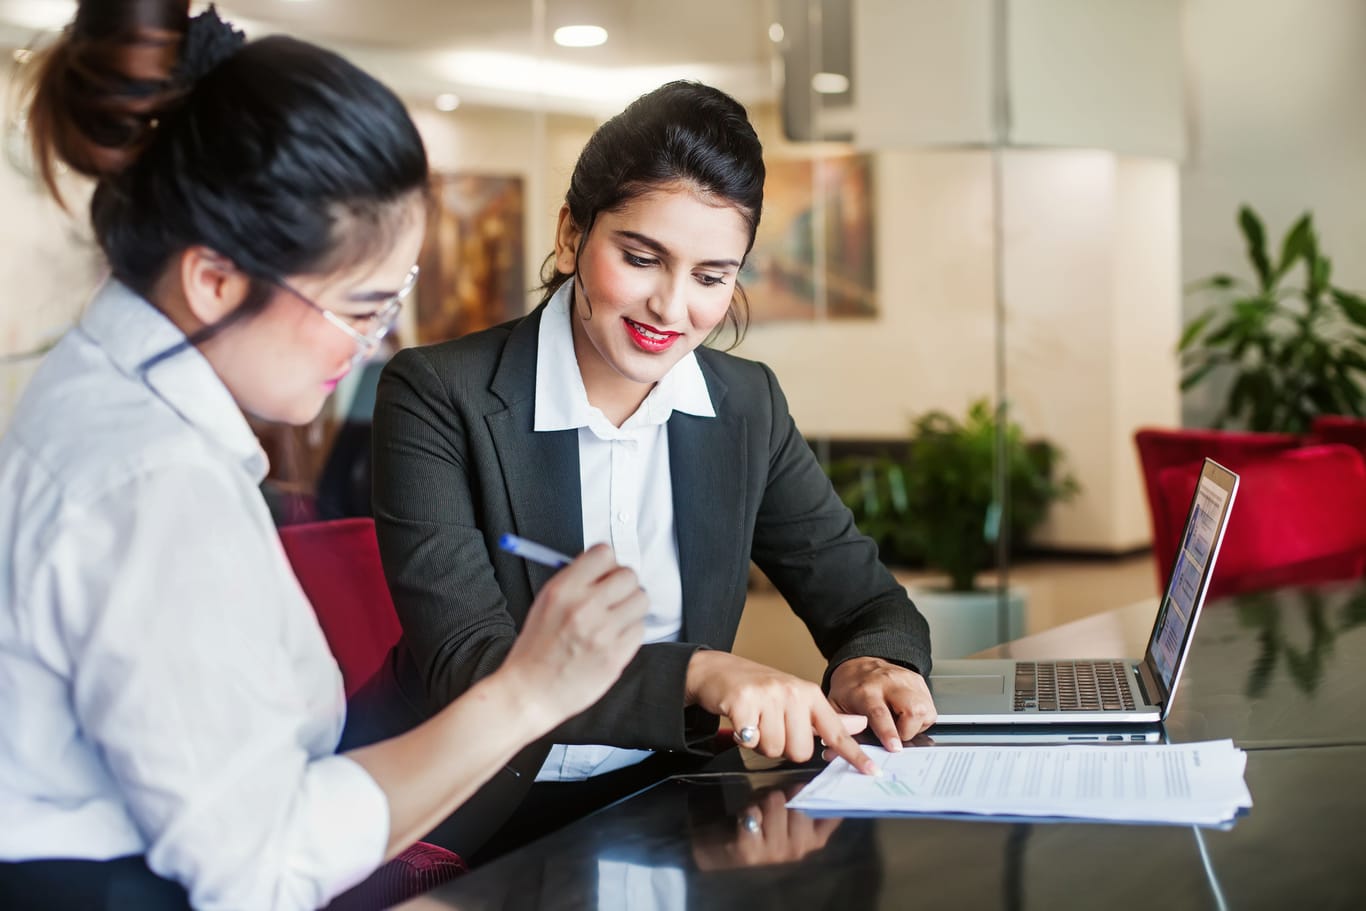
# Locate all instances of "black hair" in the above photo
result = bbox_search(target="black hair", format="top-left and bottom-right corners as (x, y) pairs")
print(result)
(541, 80), (764, 348)
(27, 1), (429, 340)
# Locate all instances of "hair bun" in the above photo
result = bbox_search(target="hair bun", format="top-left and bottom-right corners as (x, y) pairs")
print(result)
(24, 2), (187, 194)
(174, 5), (246, 86)
(23, 1), (242, 203)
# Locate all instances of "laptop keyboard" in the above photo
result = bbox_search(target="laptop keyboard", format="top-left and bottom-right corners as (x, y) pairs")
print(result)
(1013, 660), (1138, 712)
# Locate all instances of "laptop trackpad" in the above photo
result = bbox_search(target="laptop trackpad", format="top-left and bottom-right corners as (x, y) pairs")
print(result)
(930, 674), (1006, 695)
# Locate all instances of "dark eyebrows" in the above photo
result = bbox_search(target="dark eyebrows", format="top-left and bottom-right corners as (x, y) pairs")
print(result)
(347, 289), (398, 304)
(614, 230), (741, 269)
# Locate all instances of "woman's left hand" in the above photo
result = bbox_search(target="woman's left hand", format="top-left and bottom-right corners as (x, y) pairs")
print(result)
(827, 657), (938, 751)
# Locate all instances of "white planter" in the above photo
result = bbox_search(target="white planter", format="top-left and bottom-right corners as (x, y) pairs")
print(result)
(908, 584), (1027, 659)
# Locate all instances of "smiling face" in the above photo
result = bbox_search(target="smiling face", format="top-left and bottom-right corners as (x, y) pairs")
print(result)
(555, 182), (752, 424)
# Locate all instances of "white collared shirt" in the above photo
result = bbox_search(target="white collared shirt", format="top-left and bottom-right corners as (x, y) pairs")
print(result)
(532, 281), (715, 781)
(0, 282), (388, 910)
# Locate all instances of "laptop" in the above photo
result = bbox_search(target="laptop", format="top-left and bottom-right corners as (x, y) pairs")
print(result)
(928, 457), (1239, 725)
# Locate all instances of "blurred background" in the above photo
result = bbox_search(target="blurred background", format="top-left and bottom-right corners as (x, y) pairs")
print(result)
(4, 0), (1364, 672)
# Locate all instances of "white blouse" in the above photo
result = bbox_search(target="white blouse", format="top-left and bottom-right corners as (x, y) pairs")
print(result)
(0, 282), (388, 910)
(531, 281), (715, 781)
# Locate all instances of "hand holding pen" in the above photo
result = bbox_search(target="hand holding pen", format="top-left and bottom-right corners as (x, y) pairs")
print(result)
(497, 537), (647, 726)
(499, 534), (573, 569)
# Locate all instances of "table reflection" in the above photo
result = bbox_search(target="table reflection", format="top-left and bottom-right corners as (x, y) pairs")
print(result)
(403, 771), (879, 911)
(689, 783), (844, 871)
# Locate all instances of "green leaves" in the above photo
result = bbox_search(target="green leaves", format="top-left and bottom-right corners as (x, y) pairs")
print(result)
(1178, 308), (1217, 351)
(1237, 590), (1346, 698)
(824, 401), (1078, 592)
(1239, 206), (1272, 291)
(1276, 214), (1315, 284)
(1181, 206), (1366, 433)
(1332, 289), (1366, 329)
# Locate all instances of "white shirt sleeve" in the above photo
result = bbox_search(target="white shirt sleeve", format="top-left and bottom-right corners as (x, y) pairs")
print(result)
(40, 461), (389, 911)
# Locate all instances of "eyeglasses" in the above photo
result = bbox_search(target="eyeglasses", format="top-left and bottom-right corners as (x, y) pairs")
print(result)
(272, 265), (419, 361)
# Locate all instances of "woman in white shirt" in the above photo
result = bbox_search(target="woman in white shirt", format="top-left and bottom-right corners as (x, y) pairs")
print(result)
(0, 3), (645, 909)
(366, 80), (939, 861)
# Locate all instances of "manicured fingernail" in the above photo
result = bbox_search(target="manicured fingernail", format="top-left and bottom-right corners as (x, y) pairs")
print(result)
(889, 740), (902, 752)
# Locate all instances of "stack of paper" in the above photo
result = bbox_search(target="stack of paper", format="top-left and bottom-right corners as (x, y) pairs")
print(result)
(788, 739), (1251, 826)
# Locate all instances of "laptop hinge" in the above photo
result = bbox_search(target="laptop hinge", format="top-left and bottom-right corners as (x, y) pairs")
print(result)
(1134, 660), (1163, 708)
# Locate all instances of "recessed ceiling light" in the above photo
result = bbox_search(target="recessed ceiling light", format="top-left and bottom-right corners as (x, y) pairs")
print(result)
(553, 25), (608, 48)
(811, 72), (850, 94)
(435, 93), (461, 112)
(768, 23), (785, 43)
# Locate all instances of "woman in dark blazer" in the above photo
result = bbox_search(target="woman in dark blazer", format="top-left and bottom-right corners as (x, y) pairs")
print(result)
(368, 80), (937, 859)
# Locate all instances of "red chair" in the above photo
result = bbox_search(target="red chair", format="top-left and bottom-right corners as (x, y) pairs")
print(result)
(1154, 445), (1366, 599)
(1311, 414), (1366, 457)
(278, 518), (402, 699)
(325, 843), (466, 911)
(279, 518), (467, 903)
(1134, 428), (1305, 590)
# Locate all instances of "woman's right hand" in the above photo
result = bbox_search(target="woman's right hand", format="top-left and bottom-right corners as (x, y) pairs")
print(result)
(685, 651), (879, 776)
(500, 544), (648, 727)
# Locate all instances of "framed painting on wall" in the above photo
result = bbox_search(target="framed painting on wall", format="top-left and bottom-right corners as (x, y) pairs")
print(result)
(415, 172), (526, 345)
(740, 154), (876, 322)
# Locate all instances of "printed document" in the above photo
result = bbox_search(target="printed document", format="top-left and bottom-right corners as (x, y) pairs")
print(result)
(788, 740), (1251, 825)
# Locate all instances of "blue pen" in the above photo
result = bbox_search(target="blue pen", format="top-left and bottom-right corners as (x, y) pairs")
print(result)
(495, 533), (573, 782)
(499, 533), (573, 569)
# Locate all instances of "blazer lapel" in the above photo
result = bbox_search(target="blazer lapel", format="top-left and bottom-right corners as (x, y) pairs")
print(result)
(669, 358), (747, 646)
(487, 306), (584, 595)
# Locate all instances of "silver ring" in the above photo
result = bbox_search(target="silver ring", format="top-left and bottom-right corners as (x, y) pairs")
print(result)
(733, 725), (759, 746)
(740, 813), (762, 835)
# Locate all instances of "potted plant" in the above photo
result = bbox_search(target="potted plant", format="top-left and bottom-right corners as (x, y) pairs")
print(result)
(1180, 206), (1366, 433)
(826, 399), (1079, 656)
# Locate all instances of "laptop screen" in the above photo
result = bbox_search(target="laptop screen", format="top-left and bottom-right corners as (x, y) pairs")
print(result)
(1144, 460), (1239, 697)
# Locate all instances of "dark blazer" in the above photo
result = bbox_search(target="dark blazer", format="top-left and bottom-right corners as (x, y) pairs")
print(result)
(370, 303), (932, 754)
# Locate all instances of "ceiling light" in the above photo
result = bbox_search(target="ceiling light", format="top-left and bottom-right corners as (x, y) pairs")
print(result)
(553, 25), (608, 48)
(434, 93), (460, 112)
(431, 49), (743, 112)
(811, 72), (850, 94)
(768, 23), (785, 43)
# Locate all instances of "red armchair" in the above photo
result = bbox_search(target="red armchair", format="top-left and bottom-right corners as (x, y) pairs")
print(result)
(279, 518), (467, 905)
(1153, 445), (1366, 598)
(278, 518), (403, 699)
(1134, 428), (1305, 590)
(1310, 414), (1366, 457)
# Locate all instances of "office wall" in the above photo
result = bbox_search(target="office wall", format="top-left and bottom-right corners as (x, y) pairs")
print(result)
(1001, 152), (1182, 550)
(852, 0), (1185, 158)
(1181, 0), (1366, 426)
(737, 148), (997, 435)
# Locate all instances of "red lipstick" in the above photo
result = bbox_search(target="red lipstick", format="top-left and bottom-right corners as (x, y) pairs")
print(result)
(623, 317), (681, 353)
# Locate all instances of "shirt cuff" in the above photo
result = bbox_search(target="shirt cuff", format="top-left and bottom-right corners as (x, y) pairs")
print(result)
(296, 754), (391, 905)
